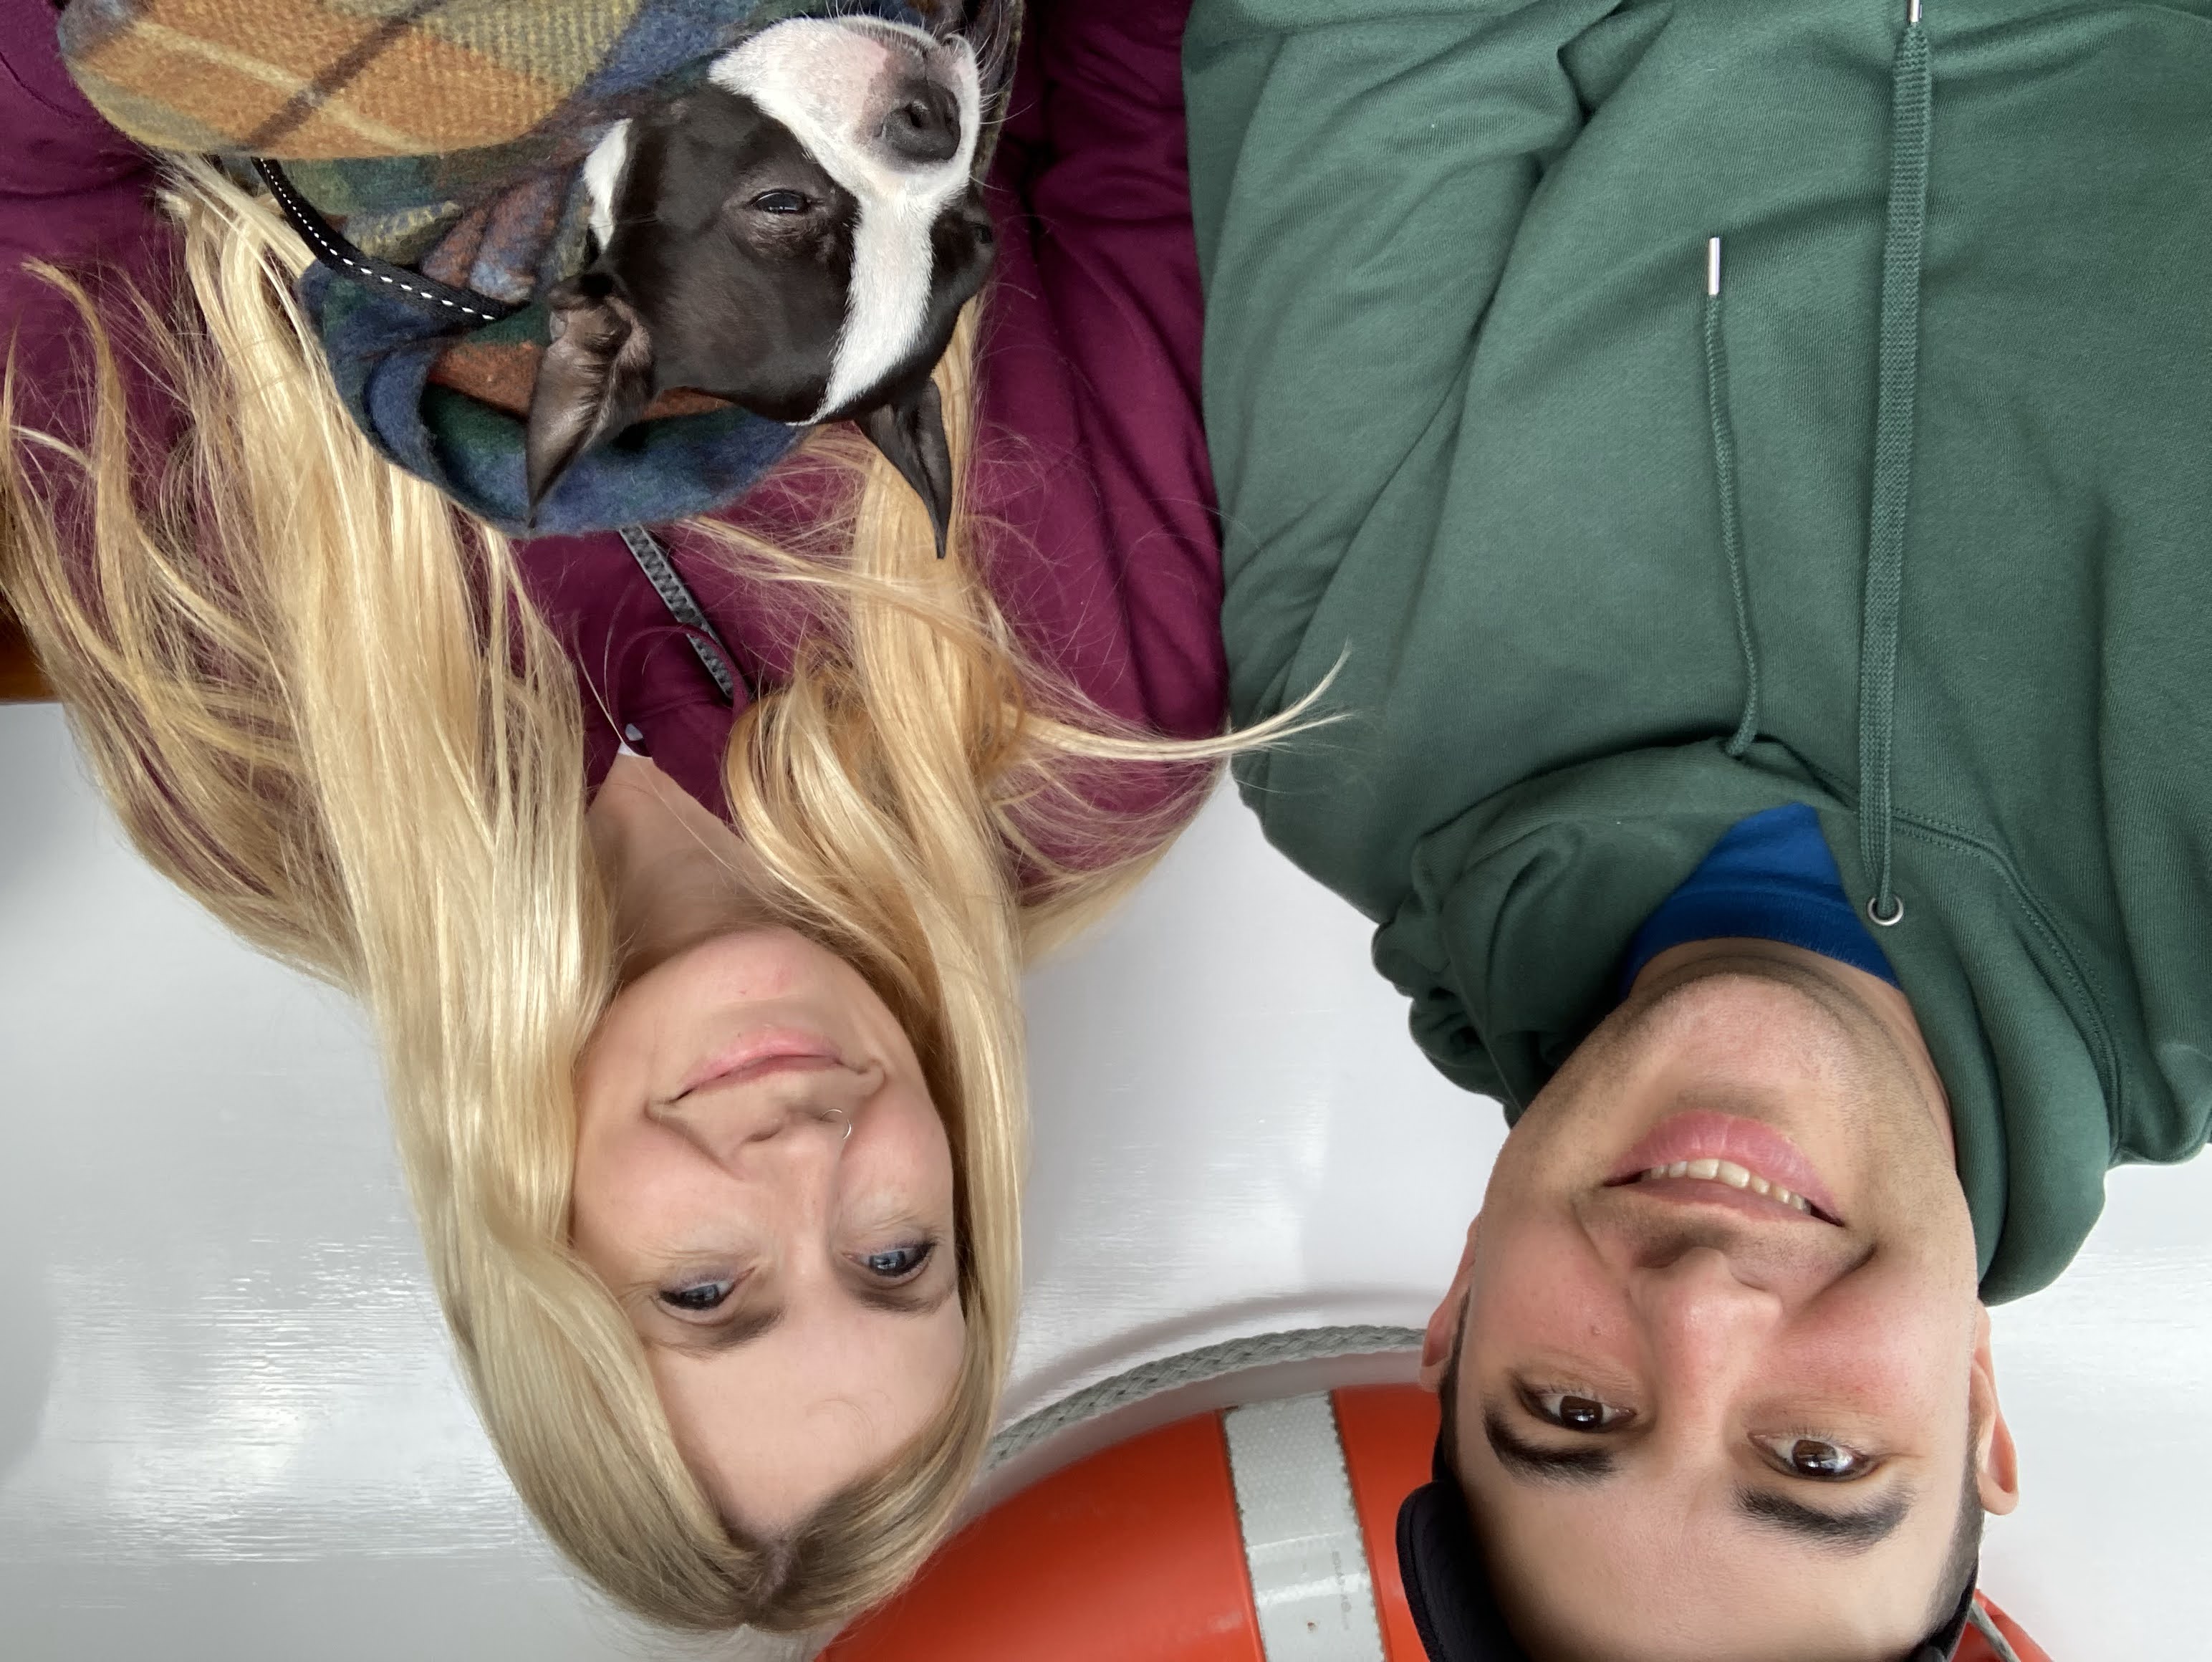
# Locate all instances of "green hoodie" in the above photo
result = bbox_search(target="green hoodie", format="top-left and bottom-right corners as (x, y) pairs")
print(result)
(1183, 0), (2212, 1301)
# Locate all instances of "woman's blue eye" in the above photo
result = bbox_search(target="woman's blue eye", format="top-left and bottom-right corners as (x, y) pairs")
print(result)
(659, 1279), (734, 1313)
(751, 190), (809, 215)
(862, 1242), (933, 1281)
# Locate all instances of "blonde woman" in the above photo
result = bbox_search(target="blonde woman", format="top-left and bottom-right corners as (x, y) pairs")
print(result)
(1, 0), (1232, 1633)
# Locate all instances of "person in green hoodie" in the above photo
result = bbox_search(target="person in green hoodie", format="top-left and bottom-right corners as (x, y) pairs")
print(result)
(1183, 0), (2210, 1653)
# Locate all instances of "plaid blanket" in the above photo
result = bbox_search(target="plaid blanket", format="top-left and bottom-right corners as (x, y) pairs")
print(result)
(55, 0), (876, 160)
(61, 0), (847, 287)
(58, 0), (1018, 536)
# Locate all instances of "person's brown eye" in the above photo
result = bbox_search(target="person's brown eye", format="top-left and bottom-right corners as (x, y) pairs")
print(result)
(1757, 1433), (1875, 1480)
(1526, 1388), (1634, 1431)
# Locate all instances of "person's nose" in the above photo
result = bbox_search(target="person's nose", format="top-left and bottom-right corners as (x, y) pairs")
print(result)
(1630, 1244), (1782, 1406)
(653, 1068), (873, 1171)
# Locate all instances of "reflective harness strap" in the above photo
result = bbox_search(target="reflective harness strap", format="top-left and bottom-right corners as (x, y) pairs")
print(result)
(617, 525), (741, 705)
(252, 160), (521, 325)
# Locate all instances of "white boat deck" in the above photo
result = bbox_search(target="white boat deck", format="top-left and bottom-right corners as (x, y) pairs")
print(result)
(1, 703), (2201, 1658)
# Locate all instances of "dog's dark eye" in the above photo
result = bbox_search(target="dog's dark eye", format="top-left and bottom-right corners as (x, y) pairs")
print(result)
(749, 190), (810, 215)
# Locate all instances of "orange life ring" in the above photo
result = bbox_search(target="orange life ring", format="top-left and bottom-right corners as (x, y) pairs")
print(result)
(824, 1383), (2051, 1662)
(1960, 1595), (2052, 1662)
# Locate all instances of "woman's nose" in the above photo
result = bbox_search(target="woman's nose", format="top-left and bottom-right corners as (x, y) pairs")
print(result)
(655, 1069), (872, 1168)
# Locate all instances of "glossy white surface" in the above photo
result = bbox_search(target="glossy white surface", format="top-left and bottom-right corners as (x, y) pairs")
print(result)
(1, 703), (2206, 1657)
(1014, 775), (1495, 1418)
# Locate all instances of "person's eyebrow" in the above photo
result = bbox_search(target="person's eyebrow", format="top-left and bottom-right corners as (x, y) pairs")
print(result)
(1483, 1408), (1617, 1485)
(661, 1301), (787, 1356)
(658, 1272), (953, 1354)
(850, 1273), (958, 1317)
(1734, 1486), (1912, 1550)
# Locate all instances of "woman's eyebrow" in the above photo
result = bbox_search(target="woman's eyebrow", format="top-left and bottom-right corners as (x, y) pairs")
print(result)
(850, 1274), (958, 1317)
(663, 1302), (786, 1355)
(1483, 1408), (1617, 1485)
(1735, 1486), (1912, 1549)
(646, 1264), (953, 1352)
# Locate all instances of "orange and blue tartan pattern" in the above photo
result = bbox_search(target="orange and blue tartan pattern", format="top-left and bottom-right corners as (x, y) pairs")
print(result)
(59, 0), (653, 159)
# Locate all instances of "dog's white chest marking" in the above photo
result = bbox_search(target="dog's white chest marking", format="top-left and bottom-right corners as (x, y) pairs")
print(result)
(711, 20), (980, 421)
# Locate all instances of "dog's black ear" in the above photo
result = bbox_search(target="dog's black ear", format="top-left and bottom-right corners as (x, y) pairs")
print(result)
(856, 378), (955, 558)
(525, 276), (656, 519)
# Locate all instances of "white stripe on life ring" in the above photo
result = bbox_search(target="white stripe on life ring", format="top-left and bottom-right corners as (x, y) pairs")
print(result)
(1223, 1393), (1389, 1662)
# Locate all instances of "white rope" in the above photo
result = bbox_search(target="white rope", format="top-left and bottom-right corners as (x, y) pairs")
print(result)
(1965, 1601), (2024, 1662)
(986, 1325), (1423, 1470)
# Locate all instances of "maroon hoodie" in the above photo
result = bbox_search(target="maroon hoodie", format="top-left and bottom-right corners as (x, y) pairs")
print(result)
(0, 0), (1226, 831)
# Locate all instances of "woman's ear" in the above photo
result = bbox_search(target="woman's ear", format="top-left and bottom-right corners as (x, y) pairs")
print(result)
(1418, 1214), (1481, 1391)
(525, 276), (656, 519)
(1970, 1305), (2021, 1516)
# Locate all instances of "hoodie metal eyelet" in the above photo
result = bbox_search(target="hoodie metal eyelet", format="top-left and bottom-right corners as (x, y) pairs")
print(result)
(1867, 894), (1905, 928)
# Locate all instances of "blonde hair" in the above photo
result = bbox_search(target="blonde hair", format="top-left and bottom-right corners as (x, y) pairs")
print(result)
(1, 156), (1240, 1632)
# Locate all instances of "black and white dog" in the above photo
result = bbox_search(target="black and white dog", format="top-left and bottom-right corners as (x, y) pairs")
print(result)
(526, 15), (996, 551)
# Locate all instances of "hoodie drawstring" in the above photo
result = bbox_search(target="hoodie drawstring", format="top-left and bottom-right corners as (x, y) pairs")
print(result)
(1857, 0), (1932, 928)
(1703, 236), (1761, 757)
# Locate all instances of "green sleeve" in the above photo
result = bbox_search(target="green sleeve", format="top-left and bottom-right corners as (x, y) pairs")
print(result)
(1183, 0), (1612, 726)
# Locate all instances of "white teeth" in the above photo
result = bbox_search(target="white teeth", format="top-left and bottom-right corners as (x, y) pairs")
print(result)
(1638, 1162), (1816, 1214)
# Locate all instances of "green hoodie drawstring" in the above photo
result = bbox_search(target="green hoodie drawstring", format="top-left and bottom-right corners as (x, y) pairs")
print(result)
(1703, 236), (1762, 757)
(1857, 0), (1933, 928)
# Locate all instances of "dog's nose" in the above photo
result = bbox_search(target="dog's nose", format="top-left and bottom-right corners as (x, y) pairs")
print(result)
(880, 78), (961, 165)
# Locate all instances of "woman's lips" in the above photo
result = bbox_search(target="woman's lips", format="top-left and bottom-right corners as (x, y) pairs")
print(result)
(675, 1027), (846, 1099)
(1604, 1109), (1845, 1224)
